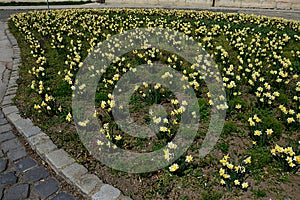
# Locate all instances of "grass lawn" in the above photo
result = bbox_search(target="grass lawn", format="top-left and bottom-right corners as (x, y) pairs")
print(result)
(8, 8), (300, 199)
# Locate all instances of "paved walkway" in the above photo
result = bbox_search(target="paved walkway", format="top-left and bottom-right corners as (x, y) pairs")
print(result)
(0, 2), (300, 20)
(0, 20), (79, 200)
(0, 4), (299, 200)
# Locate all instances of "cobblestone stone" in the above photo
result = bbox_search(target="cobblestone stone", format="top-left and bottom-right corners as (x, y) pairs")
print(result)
(0, 158), (8, 172)
(5, 112), (21, 124)
(92, 184), (121, 200)
(23, 166), (49, 183)
(0, 99), (12, 107)
(5, 88), (17, 96)
(0, 118), (8, 125)
(13, 118), (33, 132)
(61, 162), (88, 183)
(15, 157), (37, 172)
(1, 96), (14, 106)
(0, 188), (3, 199)
(27, 131), (50, 147)
(0, 131), (15, 143)
(35, 140), (57, 157)
(4, 184), (29, 200)
(45, 149), (75, 171)
(0, 123), (12, 134)
(51, 192), (76, 200)
(0, 172), (17, 186)
(7, 146), (26, 161)
(1, 138), (21, 153)
(22, 125), (41, 138)
(2, 105), (18, 115)
(76, 173), (102, 195)
(35, 177), (60, 199)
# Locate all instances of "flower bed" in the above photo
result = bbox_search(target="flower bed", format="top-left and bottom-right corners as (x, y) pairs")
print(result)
(9, 8), (300, 199)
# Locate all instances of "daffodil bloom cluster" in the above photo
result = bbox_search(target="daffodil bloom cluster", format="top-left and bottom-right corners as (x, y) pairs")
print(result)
(219, 155), (250, 191)
(248, 114), (262, 127)
(163, 142), (193, 172)
(247, 114), (275, 146)
(271, 144), (300, 172)
(164, 142), (178, 162)
(9, 9), (300, 193)
(96, 123), (118, 151)
(10, 8), (300, 125)
(279, 104), (300, 126)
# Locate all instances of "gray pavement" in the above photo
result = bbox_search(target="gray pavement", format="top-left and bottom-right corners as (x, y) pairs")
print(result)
(1, 2), (300, 20)
(0, 21), (12, 102)
(0, 3), (299, 200)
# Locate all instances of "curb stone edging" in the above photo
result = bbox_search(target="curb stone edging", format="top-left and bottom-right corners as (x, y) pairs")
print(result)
(3, 19), (132, 200)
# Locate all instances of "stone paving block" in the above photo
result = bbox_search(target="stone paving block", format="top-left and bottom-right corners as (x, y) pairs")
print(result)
(51, 192), (75, 200)
(4, 184), (29, 200)
(8, 77), (17, 85)
(13, 53), (20, 58)
(1, 99), (12, 107)
(2, 105), (18, 115)
(2, 99), (13, 105)
(1, 138), (22, 153)
(0, 158), (8, 172)
(10, 71), (18, 77)
(75, 173), (102, 195)
(0, 150), (3, 158)
(92, 184), (121, 200)
(0, 188), (2, 199)
(7, 83), (17, 89)
(23, 166), (49, 183)
(15, 157), (38, 173)
(6, 79), (19, 86)
(0, 118), (8, 125)
(0, 131), (15, 143)
(10, 72), (18, 78)
(12, 57), (19, 63)
(27, 132), (50, 148)
(6, 83), (17, 90)
(13, 118), (33, 133)
(5, 87), (17, 95)
(4, 90), (16, 98)
(5, 112), (21, 124)
(0, 123), (12, 134)
(45, 149), (75, 171)
(7, 146), (26, 161)
(22, 125), (41, 138)
(61, 163), (88, 184)
(35, 177), (59, 199)
(2, 95), (14, 104)
(6, 73), (16, 85)
(35, 140), (57, 157)
(8, 83), (17, 89)
(0, 172), (17, 186)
